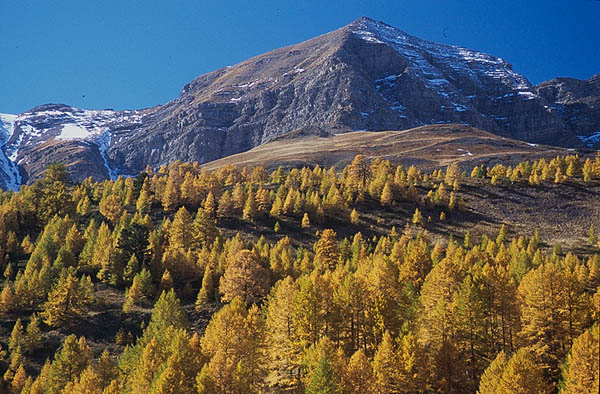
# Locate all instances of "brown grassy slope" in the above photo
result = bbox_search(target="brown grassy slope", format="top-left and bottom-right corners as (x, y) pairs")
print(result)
(202, 124), (572, 171)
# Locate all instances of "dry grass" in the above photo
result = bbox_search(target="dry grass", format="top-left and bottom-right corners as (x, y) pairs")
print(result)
(202, 124), (572, 172)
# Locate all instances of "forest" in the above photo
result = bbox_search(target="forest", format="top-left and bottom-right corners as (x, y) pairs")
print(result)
(0, 153), (597, 393)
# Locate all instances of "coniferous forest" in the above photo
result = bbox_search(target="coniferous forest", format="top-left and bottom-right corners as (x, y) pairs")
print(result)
(0, 154), (598, 393)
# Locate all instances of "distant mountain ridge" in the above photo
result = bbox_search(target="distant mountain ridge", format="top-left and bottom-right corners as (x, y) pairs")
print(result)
(0, 17), (598, 190)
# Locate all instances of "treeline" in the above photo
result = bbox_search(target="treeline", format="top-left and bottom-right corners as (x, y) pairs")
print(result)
(472, 153), (600, 185)
(0, 154), (596, 393)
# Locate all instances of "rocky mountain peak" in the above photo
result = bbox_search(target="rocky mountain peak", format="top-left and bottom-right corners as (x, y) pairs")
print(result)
(0, 18), (597, 190)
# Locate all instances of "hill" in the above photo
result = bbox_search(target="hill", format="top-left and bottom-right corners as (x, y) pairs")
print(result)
(202, 124), (572, 171)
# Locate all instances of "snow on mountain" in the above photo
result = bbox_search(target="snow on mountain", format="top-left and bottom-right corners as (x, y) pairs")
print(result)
(351, 18), (534, 96)
(0, 105), (143, 189)
(578, 131), (600, 148)
(350, 17), (540, 123)
(0, 114), (21, 190)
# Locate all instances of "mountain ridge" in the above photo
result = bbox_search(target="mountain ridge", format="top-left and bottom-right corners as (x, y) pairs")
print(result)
(0, 17), (598, 190)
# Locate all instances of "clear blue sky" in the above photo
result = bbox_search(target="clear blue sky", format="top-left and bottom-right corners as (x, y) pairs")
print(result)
(1, 0), (598, 114)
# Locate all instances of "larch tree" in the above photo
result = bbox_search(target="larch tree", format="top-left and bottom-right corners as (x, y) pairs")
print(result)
(348, 154), (372, 191)
(344, 349), (376, 394)
(396, 332), (428, 393)
(9, 363), (26, 394)
(195, 262), (215, 311)
(99, 194), (123, 224)
(42, 272), (94, 328)
(242, 188), (258, 222)
(561, 325), (599, 394)
(24, 314), (43, 354)
(219, 249), (270, 305)
(203, 191), (217, 219)
(497, 347), (551, 394)
(168, 206), (193, 250)
(232, 183), (246, 214)
(265, 276), (302, 390)
(412, 208), (424, 226)
(126, 336), (164, 393)
(372, 331), (400, 393)
(162, 175), (181, 212)
(200, 297), (267, 393)
(217, 191), (234, 218)
(518, 262), (588, 380)
(37, 163), (74, 222)
(302, 213), (311, 229)
(380, 181), (394, 206)
(8, 319), (23, 356)
(350, 209), (360, 225)
(419, 256), (463, 349)
(61, 366), (104, 394)
(193, 208), (219, 248)
(445, 162), (461, 186)
(46, 335), (93, 394)
(477, 351), (507, 394)
(305, 354), (341, 394)
(315, 229), (338, 271)
(589, 224), (597, 246)
(433, 340), (468, 394)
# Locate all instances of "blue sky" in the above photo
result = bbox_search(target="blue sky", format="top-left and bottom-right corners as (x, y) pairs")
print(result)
(0, 0), (598, 114)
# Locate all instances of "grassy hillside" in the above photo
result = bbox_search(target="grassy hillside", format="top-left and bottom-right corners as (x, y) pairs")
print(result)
(203, 124), (572, 171)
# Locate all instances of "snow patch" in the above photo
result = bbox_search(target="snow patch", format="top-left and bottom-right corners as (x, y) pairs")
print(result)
(0, 114), (21, 190)
(517, 91), (538, 100)
(57, 123), (93, 140)
(578, 131), (600, 147)
(360, 110), (376, 119)
(96, 131), (118, 180)
(375, 74), (399, 91)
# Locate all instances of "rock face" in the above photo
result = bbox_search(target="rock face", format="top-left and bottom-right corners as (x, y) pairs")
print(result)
(535, 74), (600, 147)
(0, 17), (598, 189)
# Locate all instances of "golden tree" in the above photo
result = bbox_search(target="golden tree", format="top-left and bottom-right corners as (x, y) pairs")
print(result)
(42, 273), (94, 328)
(445, 162), (461, 186)
(372, 331), (400, 393)
(380, 181), (394, 206)
(265, 276), (302, 389)
(518, 262), (589, 379)
(314, 229), (338, 270)
(344, 349), (376, 394)
(350, 209), (359, 225)
(412, 208), (424, 226)
(348, 154), (372, 189)
(219, 249), (270, 304)
(46, 335), (93, 394)
(478, 351), (507, 394)
(200, 297), (267, 392)
(498, 347), (551, 394)
(561, 325), (599, 394)
(99, 194), (123, 224)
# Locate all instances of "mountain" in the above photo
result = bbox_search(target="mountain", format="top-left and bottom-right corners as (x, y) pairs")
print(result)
(0, 17), (598, 190)
(535, 74), (600, 147)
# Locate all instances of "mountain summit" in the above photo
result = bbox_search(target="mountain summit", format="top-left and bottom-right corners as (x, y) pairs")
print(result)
(0, 17), (598, 189)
